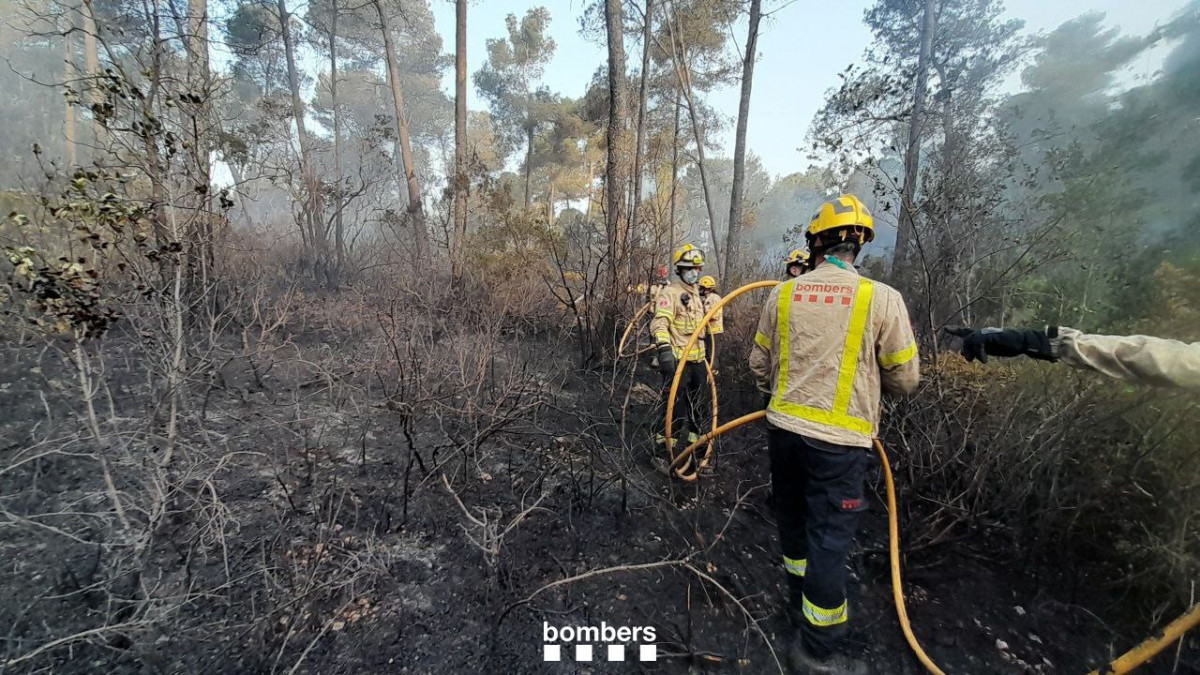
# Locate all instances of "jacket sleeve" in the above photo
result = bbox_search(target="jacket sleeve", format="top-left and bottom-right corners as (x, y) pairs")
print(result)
(748, 286), (779, 395)
(1052, 327), (1200, 390)
(649, 290), (674, 345)
(876, 290), (920, 395)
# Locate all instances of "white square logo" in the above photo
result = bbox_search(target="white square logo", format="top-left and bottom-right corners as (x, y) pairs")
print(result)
(543, 644), (561, 662)
(575, 644), (593, 661)
(639, 644), (657, 661)
(607, 644), (625, 661)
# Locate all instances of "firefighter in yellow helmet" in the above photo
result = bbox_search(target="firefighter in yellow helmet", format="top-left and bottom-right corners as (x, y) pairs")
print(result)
(650, 245), (710, 453)
(749, 195), (919, 675)
(784, 248), (811, 278)
(698, 275), (724, 362)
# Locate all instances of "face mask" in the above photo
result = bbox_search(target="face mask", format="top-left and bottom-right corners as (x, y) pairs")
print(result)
(682, 269), (700, 285)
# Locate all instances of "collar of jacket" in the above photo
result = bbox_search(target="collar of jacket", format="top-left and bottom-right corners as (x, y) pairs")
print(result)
(671, 279), (701, 294)
(819, 255), (858, 274)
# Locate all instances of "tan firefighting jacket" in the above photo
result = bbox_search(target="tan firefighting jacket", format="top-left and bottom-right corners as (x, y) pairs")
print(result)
(703, 293), (724, 335)
(1053, 327), (1200, 390)
(651, 280), (708, 362)
(749, 260), (920, 448)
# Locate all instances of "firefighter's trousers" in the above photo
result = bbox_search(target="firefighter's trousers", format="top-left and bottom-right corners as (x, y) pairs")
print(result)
(768, 426), (870, 658)
(658, 360), (707, 443)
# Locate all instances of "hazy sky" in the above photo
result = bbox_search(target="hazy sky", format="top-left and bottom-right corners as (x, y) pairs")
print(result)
(430, 0), (1193, 179)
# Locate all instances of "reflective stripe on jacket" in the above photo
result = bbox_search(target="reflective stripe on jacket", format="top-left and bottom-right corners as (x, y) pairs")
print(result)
(650, 280), (708, 362)
(749, 261), (919, 448)
(1053, 327), (1200, 390)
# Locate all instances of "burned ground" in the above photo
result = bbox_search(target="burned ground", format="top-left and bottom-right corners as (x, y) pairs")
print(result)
(1, 294), (1195, 674)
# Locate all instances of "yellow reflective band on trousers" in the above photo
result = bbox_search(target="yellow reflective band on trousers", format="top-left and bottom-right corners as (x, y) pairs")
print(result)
(783, 556), (807, 577)
(879, 343), (917, 368)
(754, 331), (771, 349)
(803, 595), (848, 627)
(770, 278), (875, 435)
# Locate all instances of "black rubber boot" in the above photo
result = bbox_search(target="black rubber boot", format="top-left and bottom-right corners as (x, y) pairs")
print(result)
(786, 574), (805, 629)
(788, 637), (868, 675)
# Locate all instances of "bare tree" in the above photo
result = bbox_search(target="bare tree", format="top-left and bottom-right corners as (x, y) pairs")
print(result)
(664, 7), (721, 271)
(62, 11), (76, 166)
(896, 0), (938, 270)
(81, 0), (102, 150)
(605, 0), (631, 281)
(629, 0), (654, 265)
(452, 0), (467, 282)
(724, 0), (761, 280)
(276, 0), (327, 275)
(376, 0), (429, 257)
(328, 0), (346, 276)
(374, 0), (428, 258)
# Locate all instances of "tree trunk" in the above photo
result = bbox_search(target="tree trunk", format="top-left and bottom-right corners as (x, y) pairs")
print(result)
(278, 0), (324, 269)
(330, 0), (345, 279)
(896, 0), (937, 270)
(724, 0), (760, 281)
(666, 15), (721, 272)
(185, 0), (214, 288)
(669, 87), (680, 256)
(523, 124), (534, 210)
(144, 0), (170, 268)
(63, 18), (76, 166)
(82, 0), (103, 151)
(452, 0), (467, 281)
(227, 160), (257, 231)
(375, 0), (427, 257)
(603, 0), (631, 355)
(547, 182), (555, 229)
(629, 0), (653, 258)
(584, 159), (595, 223)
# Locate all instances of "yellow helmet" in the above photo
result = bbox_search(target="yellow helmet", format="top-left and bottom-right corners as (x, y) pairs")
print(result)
(671, 244), (705, 268)
(698, 275), (716, 290)
(807, 194), (875, 243)
(784, 248), (810, 265)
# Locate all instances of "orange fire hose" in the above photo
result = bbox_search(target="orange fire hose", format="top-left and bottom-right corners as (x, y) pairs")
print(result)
(671, 411), (945, 672)
(670, 355), (719, 482)
(1088, 604), (1200, 674)
(663, 280), (779, 463)
(876, 437), (947, 675)
(669, 410), (1196, 673)
(656, 277), (1195, 671)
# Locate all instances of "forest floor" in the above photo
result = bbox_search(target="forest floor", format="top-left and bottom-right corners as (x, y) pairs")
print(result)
(0, 327), (1196, 674)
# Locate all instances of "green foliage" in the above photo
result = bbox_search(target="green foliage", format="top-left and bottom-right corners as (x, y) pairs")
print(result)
(474, 8), (558, 160)
(1, 171), (155, 339)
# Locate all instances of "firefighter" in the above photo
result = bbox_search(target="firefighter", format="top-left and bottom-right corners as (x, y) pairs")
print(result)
(651, 245), (710, 454)
(784, 248), (811, 278)
(749, 195), (919, 674)
(698, 275), (723, 362)
(945, 326), (1200, 390)
(649, 264), (670, 302)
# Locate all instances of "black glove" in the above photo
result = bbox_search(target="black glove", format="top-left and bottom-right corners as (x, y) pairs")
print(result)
(656, 343), (677, 375)
(944, 326), (1056, 363)
(760, 392), (771, 410)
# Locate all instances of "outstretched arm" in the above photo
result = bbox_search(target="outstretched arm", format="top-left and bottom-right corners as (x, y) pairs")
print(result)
(945, 325), (1200, 390)
(1054, 327), (1200, 390)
